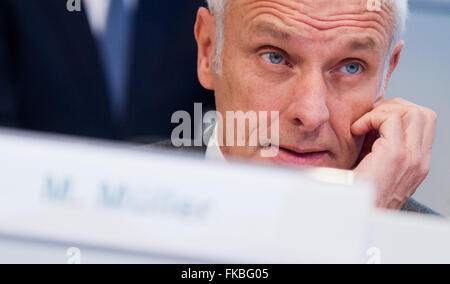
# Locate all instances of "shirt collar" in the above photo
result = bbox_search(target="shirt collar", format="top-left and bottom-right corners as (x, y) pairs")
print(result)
(205, 123), (226, 162)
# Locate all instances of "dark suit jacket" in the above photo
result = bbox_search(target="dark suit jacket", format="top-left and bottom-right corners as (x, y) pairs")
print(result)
(0, 0), (214, 141)
(152, 139), (439, 215)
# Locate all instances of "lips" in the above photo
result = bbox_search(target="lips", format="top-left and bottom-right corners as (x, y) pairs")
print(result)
(273, 145), (330, 167)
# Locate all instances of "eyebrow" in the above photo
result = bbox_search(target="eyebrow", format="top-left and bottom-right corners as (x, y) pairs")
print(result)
(348, 37), (378, 50)
(251, 23), (292, 40)
(251, 22), (379, 52)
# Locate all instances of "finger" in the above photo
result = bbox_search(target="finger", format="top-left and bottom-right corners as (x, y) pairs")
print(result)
(351, 111), (404, 146)
(389, 102), (436, 168)
(383, 97), (414, 107)
(402, 106), (425, 153)
(382, 100), (428, 148)
(352, 103), (405, 136)
(420, 108), (437, 177)
(382, 99), (426, 150)
(422, 108), (437, 152)
(356, 103), (424, 152)
(373, 97), (411, 109)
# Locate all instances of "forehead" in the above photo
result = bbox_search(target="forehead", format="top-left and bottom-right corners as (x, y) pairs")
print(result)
(227, 0), (394, 48)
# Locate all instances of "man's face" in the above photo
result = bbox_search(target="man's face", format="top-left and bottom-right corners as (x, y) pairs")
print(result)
(206, 0), (397, 169)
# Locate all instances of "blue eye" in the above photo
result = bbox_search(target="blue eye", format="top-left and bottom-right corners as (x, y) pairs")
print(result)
(262, 53), (286, 65)
(341, 63), (362, 75)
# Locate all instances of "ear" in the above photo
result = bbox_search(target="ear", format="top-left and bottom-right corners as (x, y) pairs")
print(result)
(194, 7), (216, 90)
(375, 40), (404, 103)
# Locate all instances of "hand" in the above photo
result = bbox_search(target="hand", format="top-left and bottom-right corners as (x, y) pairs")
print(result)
(351, 98), (437, 210)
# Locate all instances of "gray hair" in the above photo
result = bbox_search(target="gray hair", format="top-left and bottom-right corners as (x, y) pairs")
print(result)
(206, 0), (409, 81)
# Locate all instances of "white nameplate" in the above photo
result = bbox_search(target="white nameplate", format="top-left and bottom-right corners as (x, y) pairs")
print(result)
(370, 210), (450, 264)
(0, 128), (374, 263)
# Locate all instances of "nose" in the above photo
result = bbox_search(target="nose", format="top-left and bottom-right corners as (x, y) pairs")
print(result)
(287, 69), (330, 132)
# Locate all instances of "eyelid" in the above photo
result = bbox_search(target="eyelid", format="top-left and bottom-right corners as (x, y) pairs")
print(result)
(330, 60), (366, 76)
(257, 45), (288, 54)
(261, 53), (286, 65)
(337, 59), (367, 70)
(257, 46), (292, 63)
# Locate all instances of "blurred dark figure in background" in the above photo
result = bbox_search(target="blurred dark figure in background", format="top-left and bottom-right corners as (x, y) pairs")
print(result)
(0, 0), (213, 142)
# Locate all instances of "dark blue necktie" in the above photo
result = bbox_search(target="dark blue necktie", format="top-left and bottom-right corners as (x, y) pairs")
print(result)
(99, 0), (134, 123)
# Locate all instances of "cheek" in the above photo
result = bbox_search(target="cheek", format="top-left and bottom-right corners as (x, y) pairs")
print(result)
(328, 97), (373, 168)
(223, 60), (287, 113)
(218, 56), (256, 111)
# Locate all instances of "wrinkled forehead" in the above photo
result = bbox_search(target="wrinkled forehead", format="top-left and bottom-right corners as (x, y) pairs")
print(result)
(227, 0), (395, 19)
(226, 0), (395, 43)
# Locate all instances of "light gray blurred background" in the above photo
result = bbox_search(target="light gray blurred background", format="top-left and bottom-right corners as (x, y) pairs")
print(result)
(389, 0), (450, 216)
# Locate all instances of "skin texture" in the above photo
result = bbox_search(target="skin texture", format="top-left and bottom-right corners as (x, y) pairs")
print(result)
(195, 0), (437, 209)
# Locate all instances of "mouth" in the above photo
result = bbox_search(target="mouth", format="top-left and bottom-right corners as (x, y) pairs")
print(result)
(272, 145), (330, 167)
